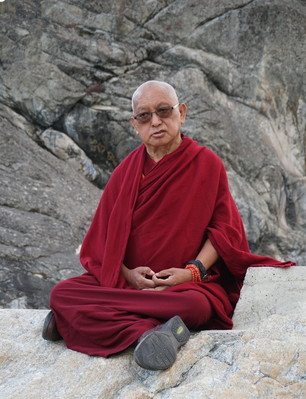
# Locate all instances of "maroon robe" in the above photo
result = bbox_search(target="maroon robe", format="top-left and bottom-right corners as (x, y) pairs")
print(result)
(50, 136), (295, 357)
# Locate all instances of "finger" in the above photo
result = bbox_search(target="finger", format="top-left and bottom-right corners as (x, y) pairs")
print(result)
(142, 286), (168, 291)
(142, 267), (155, 276)
(141, 278), (156, 289)
(155, 269), (172, 277)
(152, 275), (170, 285)
(153, 286), (169, 291)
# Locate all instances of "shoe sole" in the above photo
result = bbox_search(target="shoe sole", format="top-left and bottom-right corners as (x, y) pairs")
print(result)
(134, 316), (190, 370)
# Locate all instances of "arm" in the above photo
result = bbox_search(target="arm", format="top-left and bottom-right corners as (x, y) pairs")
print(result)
(195, 238), (219, 272)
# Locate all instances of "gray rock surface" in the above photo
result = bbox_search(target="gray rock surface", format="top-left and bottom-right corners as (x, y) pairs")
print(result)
(0, 267), (305, 399)
(233, 266), (306, 329)
(0, 106), (101, 308)
(0, 0), (305, 308)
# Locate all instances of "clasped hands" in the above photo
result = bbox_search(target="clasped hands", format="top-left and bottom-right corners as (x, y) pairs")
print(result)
(122, 266), (192, 291)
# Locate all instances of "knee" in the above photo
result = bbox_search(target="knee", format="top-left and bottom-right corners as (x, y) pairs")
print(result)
(180, 291), (213, 328)
(49, 279), (70, 307)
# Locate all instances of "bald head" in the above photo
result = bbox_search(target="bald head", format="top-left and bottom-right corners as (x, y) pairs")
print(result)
(132, 81), (179, 112)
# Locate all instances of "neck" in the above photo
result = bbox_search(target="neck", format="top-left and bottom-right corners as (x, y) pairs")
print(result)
(146, 136), (182, 162)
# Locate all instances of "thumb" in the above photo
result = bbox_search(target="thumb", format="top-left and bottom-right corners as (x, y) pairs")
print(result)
(155, 269), (171, 277)
(143, 267), (154, 276)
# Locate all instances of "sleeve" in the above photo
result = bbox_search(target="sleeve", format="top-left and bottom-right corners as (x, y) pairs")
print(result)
(207, 161), (295, 279)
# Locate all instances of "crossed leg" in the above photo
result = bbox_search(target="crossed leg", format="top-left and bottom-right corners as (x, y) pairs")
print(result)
(50, 273), (213, 357)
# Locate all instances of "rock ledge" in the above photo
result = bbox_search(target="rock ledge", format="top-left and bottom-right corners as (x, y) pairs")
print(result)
(0, 267), (305, 399)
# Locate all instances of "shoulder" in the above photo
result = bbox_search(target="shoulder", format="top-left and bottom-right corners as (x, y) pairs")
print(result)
(107, 144), (145, 185)
(199, 146), (223, 163)
(100, 144), (144, 201)
(184, 136), (224, 168)
(183, 137), (227, 182)
(122, 143), (145, 164)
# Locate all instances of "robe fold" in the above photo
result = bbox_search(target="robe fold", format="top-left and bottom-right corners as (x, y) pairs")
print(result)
(51, 135), (295, 356)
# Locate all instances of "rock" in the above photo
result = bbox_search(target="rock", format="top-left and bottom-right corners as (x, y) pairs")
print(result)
(0, 267), (305, 398)
(40, 128), (108, 187)
(1, 60), (85, 127)
(0, 104), (41, 141)
(0, 106), (102, 308)
(0, 0), (306, 308)
(232, 266), (306, 329)
(60, 102), (140, 175)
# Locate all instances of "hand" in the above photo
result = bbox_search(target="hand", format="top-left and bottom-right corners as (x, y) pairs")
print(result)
(152, 268), (192, 287)
(122, 266), (156, 290)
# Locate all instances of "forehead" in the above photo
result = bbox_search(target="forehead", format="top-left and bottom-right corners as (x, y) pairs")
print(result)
(134, 84), (176, 111)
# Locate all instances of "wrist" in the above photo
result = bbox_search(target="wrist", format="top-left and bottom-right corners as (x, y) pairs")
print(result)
(185, 267), (193, 282)
(185, 264), (201, 282)
(185, 260), (207, 281)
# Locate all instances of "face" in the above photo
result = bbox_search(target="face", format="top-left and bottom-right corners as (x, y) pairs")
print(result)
(130, 83), (187, 153)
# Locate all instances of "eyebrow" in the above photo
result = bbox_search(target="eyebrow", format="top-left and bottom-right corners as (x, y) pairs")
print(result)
(135, 103), (172, 112)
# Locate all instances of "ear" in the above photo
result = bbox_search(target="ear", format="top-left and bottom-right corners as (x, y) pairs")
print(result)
(130, 116), (138, 133)
(179, 103), (187, 124)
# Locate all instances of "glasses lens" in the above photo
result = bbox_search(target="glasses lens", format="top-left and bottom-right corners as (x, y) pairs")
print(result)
(134, 105), (176, 124)
(156, 107), (172, 118)
(136, 112), (151, 124)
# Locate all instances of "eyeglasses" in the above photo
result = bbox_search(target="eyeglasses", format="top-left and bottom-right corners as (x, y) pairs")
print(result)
(133, 103), (180, 124)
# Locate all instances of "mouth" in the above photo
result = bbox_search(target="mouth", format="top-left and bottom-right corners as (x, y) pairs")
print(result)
(151, 130), (166, 138)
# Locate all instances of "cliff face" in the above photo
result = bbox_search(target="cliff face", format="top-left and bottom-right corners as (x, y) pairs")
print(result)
(0, 0), (305, 308)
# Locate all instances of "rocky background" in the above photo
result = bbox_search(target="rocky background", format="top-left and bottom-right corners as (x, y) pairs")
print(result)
(0, 0), (305, 309)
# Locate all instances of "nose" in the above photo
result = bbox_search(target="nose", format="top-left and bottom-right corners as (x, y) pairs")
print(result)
(151, 111), (162, 125)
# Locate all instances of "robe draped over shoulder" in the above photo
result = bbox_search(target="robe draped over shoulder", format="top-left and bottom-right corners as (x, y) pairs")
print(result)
(80, 136), (295, 329)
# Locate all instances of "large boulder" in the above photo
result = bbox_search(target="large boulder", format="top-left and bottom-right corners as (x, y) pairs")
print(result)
(0, 106), (101, 308)
(0, 267), (305, 398)
(232, 266), (306, 329)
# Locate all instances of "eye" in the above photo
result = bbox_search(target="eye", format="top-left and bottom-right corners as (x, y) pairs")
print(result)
(139, 112), (150, 118)
(156, 107), (171, 116)
(136, 112), (150, 120)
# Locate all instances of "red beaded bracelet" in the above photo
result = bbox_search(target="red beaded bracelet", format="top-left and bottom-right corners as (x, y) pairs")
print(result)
(185, 264), (201, 282)
(186, 260), (207, 280)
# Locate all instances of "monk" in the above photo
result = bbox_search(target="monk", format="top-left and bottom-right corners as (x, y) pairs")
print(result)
(43, 80), (295, 370)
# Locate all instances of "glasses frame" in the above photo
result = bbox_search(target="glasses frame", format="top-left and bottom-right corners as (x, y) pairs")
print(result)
(133, 103), (180, 124)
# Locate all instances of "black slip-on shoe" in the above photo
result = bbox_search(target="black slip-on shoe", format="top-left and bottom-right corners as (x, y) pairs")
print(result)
(134, 315), (190, 370)
(42, 311), (62, 341)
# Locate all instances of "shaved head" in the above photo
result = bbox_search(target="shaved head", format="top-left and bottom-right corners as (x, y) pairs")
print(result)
(132, 81), (179, 112)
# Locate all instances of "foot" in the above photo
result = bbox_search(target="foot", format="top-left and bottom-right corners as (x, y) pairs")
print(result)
(134, 315), (190, 370)
(42, 311), (62, 341)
